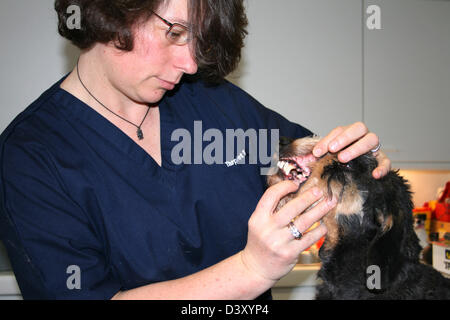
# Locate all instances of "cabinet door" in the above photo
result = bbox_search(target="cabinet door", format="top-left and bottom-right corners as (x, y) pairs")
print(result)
(364, 0), (450, 169)
(229, 0), (363, 136)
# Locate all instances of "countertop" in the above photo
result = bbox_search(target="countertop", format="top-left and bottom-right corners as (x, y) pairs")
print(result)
(0, 263), (321, 300)
(0, 272), (21, 299)
(272, 263), (321, 300)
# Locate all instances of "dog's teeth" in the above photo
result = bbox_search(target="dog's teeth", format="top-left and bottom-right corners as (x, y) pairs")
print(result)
(283, 163), (297, 175)
(278, 160), (304, 177)
(277, 161), (286, 169)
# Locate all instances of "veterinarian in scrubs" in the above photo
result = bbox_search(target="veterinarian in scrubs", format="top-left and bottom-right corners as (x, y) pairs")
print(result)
(0, 0), (390, 299)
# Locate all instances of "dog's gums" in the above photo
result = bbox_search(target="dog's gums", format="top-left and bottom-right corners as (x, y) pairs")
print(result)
(277, 153), (317, 184)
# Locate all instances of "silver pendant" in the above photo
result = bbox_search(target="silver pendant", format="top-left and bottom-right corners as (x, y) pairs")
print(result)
(137, 128), (144, 140)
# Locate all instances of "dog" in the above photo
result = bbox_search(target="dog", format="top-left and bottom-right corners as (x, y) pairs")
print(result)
(267, 136), (450, 299)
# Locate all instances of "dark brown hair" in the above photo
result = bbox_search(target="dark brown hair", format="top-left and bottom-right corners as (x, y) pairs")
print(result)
(54, 0), (248, 83)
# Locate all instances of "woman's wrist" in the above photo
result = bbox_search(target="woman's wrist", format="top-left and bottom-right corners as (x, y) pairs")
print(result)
(238, 250), (278, 287)
(234, 250), (277, 297)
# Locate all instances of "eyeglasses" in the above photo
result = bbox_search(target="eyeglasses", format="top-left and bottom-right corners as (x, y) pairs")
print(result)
(152, 11), (191, 46)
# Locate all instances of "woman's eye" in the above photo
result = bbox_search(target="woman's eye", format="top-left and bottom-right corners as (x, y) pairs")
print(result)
(168, 31), (181, 39)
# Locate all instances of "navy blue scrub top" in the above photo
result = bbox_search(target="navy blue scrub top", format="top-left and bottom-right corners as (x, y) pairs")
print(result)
(0, 76), (312, 299)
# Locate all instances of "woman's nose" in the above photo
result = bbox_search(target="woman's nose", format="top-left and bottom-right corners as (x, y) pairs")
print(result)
(175, 45), (198, 75)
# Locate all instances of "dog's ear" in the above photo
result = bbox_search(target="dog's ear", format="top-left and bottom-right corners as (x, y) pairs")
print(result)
(392, 176), (422, 262)
(365, 171), (421, 293)
(378, 172), (421, 261)
(364, 171), (405, 293)
(365, 207), (398, 293)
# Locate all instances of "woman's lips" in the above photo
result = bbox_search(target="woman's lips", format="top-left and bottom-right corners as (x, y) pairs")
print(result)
(158, 78), (177, 90)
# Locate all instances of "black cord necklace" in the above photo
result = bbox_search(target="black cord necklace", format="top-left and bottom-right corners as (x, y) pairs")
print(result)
(76, 60), (150, 140)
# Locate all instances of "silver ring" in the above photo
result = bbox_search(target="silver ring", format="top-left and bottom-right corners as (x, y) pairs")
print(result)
(288, 222), (303, 240)
(371, 143), (381, 153)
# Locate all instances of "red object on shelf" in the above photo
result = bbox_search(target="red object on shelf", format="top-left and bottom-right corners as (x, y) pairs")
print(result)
(438, 182), (450, 203)
(316, 236), (324, 249)
(435, 181), (450, 222)
(435, 203), (450, 222)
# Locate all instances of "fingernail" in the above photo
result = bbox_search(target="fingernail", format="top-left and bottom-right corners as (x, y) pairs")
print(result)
(373, 170), (379, 178)
(313, 188), (323, 197)
(328, 198), (337, 207)
(330, 142), (338, 152)
(340, 152), (349, 162)
(313, 147), (322, 157)
(374, 169), (382, 179)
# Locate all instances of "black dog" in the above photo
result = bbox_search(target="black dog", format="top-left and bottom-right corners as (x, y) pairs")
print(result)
(268, 136), (450, 299)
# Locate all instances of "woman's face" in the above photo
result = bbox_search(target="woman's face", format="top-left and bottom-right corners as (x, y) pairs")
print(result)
(101, 0), (198, 104)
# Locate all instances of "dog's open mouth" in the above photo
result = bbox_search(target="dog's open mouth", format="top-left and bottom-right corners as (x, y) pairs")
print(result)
(277, 154), (318, 184)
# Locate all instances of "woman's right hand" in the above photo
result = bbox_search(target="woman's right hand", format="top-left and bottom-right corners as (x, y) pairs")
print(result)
(240, 181), (336, 283)
(114, 181), (336, 300)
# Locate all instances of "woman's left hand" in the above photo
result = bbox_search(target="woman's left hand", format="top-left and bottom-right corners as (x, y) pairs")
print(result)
(312, 122), (391, 179)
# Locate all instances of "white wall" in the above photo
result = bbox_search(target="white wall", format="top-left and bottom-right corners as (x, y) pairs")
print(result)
(0, 0), (79, 132)
(400, 170), (450, 208)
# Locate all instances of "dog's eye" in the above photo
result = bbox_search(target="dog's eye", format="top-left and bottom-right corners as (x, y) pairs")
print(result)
(333, 160), (352, 170)
(279, 136), (294, 147)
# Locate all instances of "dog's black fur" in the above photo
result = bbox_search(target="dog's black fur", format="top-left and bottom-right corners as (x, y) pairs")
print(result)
(315, 153), (450, 299)
(270, 137), (450, 299)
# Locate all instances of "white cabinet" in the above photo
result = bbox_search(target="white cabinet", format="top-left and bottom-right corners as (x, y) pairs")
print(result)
(364, 0), (450, 169)
(233, 0), (450, 169)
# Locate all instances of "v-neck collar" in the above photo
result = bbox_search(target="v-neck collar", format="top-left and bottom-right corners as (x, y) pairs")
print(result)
(52, 78), (185, 185)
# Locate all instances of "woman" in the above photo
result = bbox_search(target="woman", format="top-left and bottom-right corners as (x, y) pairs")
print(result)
(0, 0), (389, 299)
